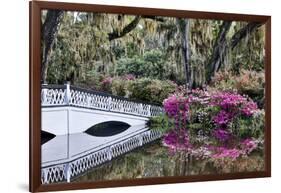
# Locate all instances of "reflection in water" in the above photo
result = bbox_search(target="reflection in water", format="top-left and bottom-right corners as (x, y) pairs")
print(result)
(41, 130), (56, 145)
(85, 121), (131, 137)
(74, 141), (264, 182)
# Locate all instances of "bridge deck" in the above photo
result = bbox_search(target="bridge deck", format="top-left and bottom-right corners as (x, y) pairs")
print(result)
(42, 124), (148, 167)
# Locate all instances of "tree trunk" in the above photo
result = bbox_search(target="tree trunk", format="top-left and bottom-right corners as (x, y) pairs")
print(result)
(41, 10), (64, 83)
(207, 21), (232, 82)
(207, 21), (262, 83)
(178, 18), (192, 89)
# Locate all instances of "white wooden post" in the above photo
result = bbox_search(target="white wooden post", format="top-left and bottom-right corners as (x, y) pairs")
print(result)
(138, 135), (143, 146)
(42, 169), (48, 184)
(86, 93), (91, 106)
(41, 84), (48, 105)
(147, 105), (151, 117)
(107, 96), (112, 111)
(121, 100), (125, 113)
(139, 103), (143, 115)
(107, 146), (112, 160)
(64, 82), (71, 166)
(65, 163), (71, 183)
(64, 82), (71, 105)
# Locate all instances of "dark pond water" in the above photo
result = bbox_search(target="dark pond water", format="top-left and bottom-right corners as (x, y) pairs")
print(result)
(73, 140), (264, 183)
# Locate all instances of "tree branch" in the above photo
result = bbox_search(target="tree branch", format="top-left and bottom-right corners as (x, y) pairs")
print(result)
(230, 22), (263, 49)
(142, 15), (166, 22)
(108, 16), (141, 41)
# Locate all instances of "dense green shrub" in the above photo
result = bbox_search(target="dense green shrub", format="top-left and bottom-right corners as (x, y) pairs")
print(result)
(76, 70), (104, 90)
(111, 78), (128, 97)
(91, 76), (178, 105)
(127, 78), (177, 104)
(115, 49), (169, 81)
(148, 114), (171, 133)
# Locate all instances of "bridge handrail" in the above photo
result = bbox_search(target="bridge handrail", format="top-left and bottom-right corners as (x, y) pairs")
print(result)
(69, 85), (161, 106)
(41, 83), (163, 117)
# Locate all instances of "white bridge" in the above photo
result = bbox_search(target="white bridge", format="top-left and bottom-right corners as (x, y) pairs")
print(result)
(41, 84), (163, 184)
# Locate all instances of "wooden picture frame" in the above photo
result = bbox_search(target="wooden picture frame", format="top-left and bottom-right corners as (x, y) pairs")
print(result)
(30, 1), (271, 192)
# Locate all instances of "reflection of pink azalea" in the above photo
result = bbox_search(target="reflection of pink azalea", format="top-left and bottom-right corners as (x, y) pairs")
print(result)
(240, 138), (258, 154)
(163, 130), (192, 152)
(212, 147), (241, 159)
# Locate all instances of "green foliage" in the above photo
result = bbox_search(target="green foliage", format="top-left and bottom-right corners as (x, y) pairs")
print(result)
(75, 70), (104, 90)
(115, 57), (145, 77)
(44, 11), (266, 98)
(148, 114), (171, 133)
(115, 49), (166, 80)
(127, 78), (177, 104)
(83, 76), (178, 104)
(231, 110), (265, 139)
(111, 78), (127, 97)
(188, 106), (219, 138)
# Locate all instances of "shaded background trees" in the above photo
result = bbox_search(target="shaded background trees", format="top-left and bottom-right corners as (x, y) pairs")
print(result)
(41, 10), (265, 103)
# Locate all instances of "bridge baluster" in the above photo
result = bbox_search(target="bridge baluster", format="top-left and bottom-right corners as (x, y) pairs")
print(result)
(64, 82), (71, 105)
(106, 146), (113, 161)
(107, 96), (112, 110)
(64, 163), (71, 183)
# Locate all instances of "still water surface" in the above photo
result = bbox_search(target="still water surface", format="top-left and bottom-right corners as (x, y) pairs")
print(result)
(74, 140), (264, 183)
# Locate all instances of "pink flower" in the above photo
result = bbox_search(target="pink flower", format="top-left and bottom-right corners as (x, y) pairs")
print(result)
(240, 138), (258, 154)
(163, 94), (190, 118)
(212, 110), (232, 126)
(241, 100), (258, 116)
(163, 95), (179, 117)
(210, 92), (247, 110)
(212, 129), (231, 142)
(101, 77), (113, 85)
(210, 91), (258, 117)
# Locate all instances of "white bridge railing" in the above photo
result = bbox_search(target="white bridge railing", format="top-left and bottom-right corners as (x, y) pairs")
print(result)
(41, 129), (163, 184)
(41, 83), (163, 117)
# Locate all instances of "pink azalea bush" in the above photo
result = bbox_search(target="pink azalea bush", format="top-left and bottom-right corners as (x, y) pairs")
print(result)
(163, 94), (191, 130)
(209, 91), (258, 143)
(160, 88), (262, 161)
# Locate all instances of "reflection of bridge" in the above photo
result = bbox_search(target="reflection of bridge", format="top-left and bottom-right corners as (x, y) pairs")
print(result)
(41, 84), (163, 184)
